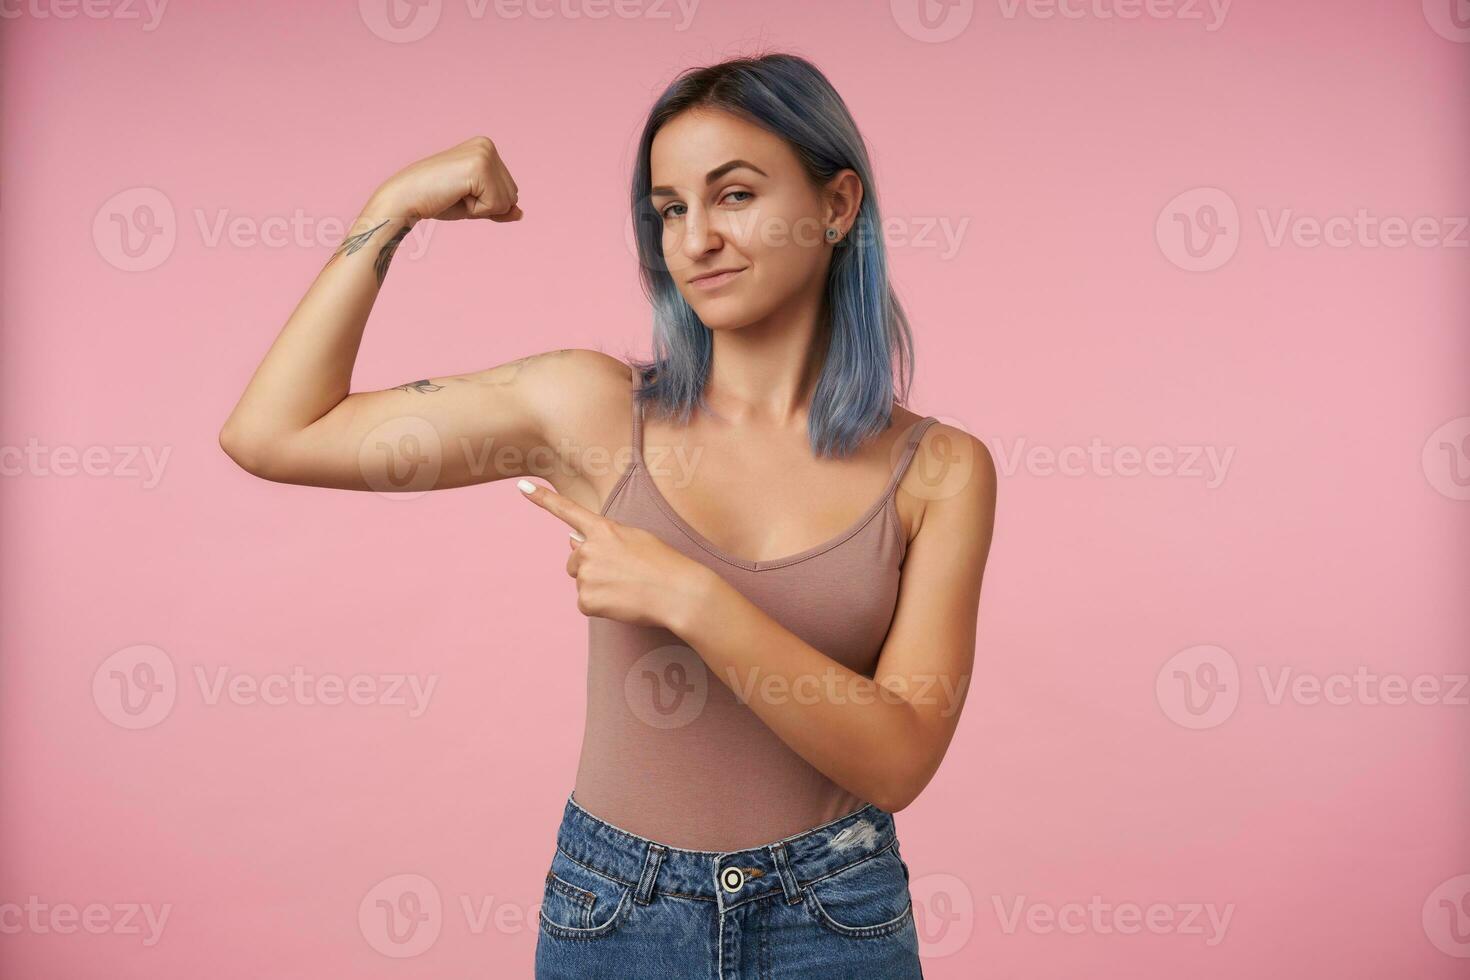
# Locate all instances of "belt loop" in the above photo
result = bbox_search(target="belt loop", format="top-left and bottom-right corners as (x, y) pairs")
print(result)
(770, 842), (802, 905)
(634, 843), (666, 905)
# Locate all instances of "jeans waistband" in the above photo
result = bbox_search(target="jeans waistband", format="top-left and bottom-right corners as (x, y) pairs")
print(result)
(555, 792), (900, 910)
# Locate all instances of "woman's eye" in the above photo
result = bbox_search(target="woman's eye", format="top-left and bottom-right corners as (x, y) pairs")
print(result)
(659, 191), (750, 220)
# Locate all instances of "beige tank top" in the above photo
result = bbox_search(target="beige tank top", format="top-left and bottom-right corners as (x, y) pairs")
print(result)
(571, 362), (939, 851)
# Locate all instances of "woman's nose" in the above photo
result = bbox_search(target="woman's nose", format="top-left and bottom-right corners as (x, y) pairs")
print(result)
(677, 208), (720, 262)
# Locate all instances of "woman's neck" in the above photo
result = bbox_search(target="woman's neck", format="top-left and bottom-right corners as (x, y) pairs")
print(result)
(702, 295), (831, 426)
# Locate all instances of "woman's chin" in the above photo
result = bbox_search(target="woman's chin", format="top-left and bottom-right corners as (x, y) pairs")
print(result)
(694, 307), (759, 332)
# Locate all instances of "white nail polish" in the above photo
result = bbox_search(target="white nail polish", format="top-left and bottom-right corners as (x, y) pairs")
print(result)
(517, 479), (536, 494)
(570, 531), (586, 542)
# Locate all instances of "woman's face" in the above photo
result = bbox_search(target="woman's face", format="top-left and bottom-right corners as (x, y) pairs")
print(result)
(648, 108), (859, 331)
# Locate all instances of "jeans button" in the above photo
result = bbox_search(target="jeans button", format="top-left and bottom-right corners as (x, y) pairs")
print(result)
(719, 866), (746, 893)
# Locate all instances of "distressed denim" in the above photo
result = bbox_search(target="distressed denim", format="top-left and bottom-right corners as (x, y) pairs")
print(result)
(534, 792), (924, 979)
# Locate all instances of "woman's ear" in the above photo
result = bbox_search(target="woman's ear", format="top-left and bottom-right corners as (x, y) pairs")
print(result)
(824, 169), (865, 235)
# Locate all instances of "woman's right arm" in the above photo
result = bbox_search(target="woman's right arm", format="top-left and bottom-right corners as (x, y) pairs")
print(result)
(218, 137), (597, 493)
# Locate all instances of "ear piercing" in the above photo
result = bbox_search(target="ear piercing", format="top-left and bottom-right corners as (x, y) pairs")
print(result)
(826, 227), (842, 243)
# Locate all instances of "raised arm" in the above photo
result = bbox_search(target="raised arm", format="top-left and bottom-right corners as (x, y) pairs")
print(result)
(218, 136), (596, 492)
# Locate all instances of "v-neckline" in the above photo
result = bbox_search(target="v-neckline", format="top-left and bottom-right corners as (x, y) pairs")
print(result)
(630, 415), (938, 572)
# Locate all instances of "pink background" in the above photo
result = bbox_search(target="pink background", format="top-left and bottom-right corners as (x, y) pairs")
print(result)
(2, 1), (1467, 977)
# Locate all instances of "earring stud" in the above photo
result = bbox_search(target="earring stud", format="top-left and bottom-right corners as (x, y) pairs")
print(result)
(826, 227), (840, 242)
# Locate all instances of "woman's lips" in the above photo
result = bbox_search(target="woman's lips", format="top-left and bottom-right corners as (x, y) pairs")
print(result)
(690, 268), (744, 291)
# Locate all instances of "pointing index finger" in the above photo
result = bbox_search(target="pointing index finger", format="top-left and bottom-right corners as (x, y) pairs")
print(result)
(516, 479), (598, 535)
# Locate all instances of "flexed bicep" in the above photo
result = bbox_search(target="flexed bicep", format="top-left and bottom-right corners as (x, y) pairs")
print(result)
(234, 347), (601, 492)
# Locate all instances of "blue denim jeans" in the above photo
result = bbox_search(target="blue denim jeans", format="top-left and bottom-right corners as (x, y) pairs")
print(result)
(534, 792), (924, 979)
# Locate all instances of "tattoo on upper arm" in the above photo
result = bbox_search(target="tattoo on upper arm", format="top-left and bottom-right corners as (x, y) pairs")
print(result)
(387, 350), (573, 397)
(476, 349), (573, 388)
(391, 379), (445, 394)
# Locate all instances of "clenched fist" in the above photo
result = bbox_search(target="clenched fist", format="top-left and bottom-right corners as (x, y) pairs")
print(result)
(369, 135), (523, 223)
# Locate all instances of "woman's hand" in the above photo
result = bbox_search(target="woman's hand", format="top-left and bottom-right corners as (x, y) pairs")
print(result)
(516, 479), (715, 633)
(369, 135), (523, 224)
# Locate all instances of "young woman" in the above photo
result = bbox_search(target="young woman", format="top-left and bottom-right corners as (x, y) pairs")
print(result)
(221, 52), (996, 980)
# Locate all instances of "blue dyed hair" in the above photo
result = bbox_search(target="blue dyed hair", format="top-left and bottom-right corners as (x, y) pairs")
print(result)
(626, 52), (916, 459)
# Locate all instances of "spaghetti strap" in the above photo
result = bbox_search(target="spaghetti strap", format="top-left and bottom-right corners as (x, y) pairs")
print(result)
(628, 361), (644, 458)
(885, 416), (939, 496)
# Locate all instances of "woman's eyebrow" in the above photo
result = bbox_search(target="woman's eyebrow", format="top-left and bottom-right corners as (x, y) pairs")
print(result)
(650, 159), (768, 198)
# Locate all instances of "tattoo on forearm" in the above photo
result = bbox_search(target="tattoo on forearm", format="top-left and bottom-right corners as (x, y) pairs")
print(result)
(374, 226), (411, 285)
(391, 379), (445, 394)
(336, 219), (389, 258)
(327, 217), (410, 285)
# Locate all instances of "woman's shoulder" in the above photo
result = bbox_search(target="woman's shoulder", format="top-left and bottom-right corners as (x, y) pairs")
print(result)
(507, 350), (645, 506)
(890, 407), (997, 533)
(485, 348), (639, 448)
(886, 405), (984, 460)
(512, 348), (639, 403)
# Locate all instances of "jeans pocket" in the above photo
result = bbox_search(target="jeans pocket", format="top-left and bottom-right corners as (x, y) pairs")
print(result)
(537, 847), (633, 940)
(802, 844), (916, 939)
